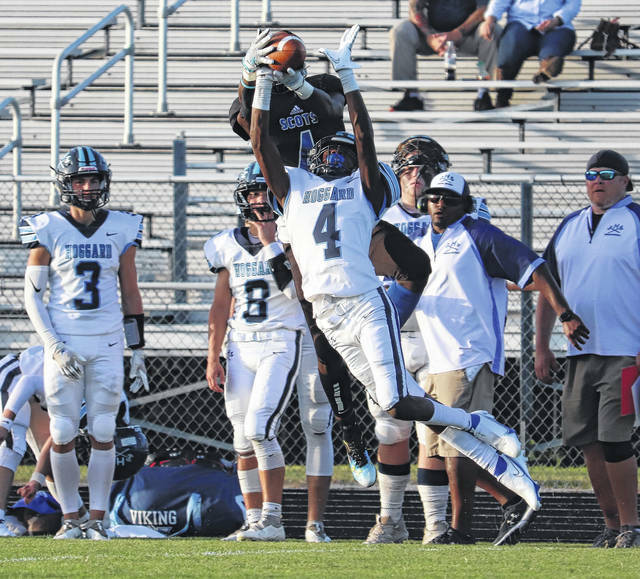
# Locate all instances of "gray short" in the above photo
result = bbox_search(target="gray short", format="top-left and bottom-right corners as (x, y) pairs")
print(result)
(562, 354), (636, 447)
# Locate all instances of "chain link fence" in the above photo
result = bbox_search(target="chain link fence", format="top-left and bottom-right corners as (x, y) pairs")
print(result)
(1, 176), (638, 467)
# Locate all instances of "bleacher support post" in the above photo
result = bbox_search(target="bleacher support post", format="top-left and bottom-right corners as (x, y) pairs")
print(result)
(230, 0), (239, 52)
(519, 181), (534, 449)
(262, 0), (272, 22)
(173, 136), (188, 309)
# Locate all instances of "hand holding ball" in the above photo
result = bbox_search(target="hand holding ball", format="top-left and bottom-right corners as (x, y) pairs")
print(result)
(267, 30), (306, 72)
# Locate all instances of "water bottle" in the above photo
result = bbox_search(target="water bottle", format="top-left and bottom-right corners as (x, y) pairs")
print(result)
(444, 40), (456, 81)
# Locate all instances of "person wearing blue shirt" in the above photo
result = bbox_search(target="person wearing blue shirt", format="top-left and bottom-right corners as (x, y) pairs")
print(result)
(480, 0), (582, 107)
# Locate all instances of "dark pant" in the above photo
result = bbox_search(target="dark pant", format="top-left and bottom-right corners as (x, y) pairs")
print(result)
(497, 21), (576, 103)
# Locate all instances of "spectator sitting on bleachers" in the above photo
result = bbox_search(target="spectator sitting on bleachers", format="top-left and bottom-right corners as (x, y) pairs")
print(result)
(480, 0), (581, 108)
(390, 0), (500, 112)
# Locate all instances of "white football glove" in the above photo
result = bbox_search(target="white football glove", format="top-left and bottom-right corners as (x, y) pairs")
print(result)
(51, 342), (86, 380)
(129, 349), (149, 394)
(242, 28), (275, 83)
(273, 67), (314, 100)
(318, 24), (361, 72)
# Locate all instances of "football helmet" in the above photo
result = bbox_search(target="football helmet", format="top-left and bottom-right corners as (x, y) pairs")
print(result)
(55, 146), (111, 211)
(234, 161), (275, 222)
(113, 425), (149, 480)
(307, 132), (358, 178)
(391, 136), (450, 183)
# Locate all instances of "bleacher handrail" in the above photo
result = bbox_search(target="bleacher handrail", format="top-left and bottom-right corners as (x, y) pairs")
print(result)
(0, 97), (22, 241)
(49, 4), (135, 205)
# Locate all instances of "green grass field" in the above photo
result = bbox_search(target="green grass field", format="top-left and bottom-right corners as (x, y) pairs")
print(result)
(1, 539), (639, 578)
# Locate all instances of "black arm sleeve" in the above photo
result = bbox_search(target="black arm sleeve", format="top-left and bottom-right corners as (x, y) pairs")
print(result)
(268, 252), (294, 291)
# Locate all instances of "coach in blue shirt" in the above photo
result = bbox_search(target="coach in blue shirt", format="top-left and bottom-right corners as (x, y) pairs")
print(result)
(536, 149), (640, 549)
(480, 0), (582, 107)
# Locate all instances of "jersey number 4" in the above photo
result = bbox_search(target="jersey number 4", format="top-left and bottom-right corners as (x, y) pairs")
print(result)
(313, 203), (341, 259)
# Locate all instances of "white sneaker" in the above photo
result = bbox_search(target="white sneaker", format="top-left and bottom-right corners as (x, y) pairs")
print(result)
(54, 519), (84, 540)
(492, 453), (541, 511)
(364, 515), (409, 544)
(467, 411), (521, 458)
(237, 520), (286, 542)
(305, 521), (331, 543)
(0, 520), (16, 537)
(221, 521), (250, 542)
(83, 519), (110, 540)
(423, 520), (449, 544)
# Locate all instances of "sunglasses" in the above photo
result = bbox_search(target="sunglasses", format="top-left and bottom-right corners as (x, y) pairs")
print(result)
(426, 194), (464, 207)
(585, 169), (622, 181)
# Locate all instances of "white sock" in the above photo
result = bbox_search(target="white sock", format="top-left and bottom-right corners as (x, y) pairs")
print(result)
(427, 400), (472, 430)
(246, 507), (262, 525)
(45, 478), (60, 503)
(50, 449), (81, 515)
(87, 447), (115, 512)
(378, 471), (410, 522)
(262, 501), (282, 521)
(418, 484), (449, 529)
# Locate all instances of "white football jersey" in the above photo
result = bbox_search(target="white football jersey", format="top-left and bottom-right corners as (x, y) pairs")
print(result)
(0, 346), (46, 414)
(274, 164), (400, 300)
(204, 228), (305, 333)
(20, 209), (143, 336)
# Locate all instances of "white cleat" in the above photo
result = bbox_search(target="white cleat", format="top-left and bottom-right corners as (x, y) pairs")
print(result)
(467, 410), (521, 458)
(364, 515), (409, 544)
(0, 520), (16, 537)
(236, 521), (286, 542)
(491, 453), (541, 512)
(221, 521), (250, 542)
(83, 519), (110, 540)
(54, 519), (84, 540)
(305, 521), (331, 543)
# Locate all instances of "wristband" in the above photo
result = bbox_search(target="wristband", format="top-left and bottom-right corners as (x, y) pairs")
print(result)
(241, 78), (256, 90)
(254, 73), (273, 110)
(338, 69), (359, 94)
(124, 314), (145, 349)
(0, 416), (13, 431)
(294, 80), (314, 100)
(30, 471), (46, 487)
(559, 310), (576, 323)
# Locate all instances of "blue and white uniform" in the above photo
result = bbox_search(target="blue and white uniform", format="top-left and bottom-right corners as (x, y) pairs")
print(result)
(543, 196), (640, 358)
(416, 215), (543, 376)
(19, 209), (142, 443)
(272, 164), (417, 411)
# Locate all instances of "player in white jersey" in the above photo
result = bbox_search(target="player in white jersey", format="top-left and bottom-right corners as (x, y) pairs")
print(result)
(0, 346), (51, 536)
(249, 25), (529, 492)
(19, 146), (147, 540)
(205, 163), (333, 542)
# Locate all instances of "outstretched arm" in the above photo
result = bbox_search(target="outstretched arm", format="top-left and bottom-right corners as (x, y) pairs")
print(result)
(320, 25), (386, 215)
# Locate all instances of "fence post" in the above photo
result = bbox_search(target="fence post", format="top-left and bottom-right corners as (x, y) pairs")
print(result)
(173, 136), (188, 308)
(519, 181), (534, 449)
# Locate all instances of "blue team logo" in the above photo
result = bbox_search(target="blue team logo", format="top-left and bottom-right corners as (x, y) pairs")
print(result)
(442, 240), (462, 254)
(604, 223), (623, 236)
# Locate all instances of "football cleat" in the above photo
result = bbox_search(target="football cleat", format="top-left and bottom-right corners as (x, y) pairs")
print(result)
(236, 520), (286, 542)
(221, 521), (251, 542)
(344, 438), (377, 488)
(467, 410), (521, 458)
(83, 519), (110, 540)
(615, 529), (640, 548)
(364, 515), (409, 544)
(430, 527), (475, 544)
(305, 521), (331, 543)
(491, 453), (541, 512)
(54, 519), (84, 540)
(422, 520), (449, 544)
(493, 498), (537, 546)
(0, 520), (16, 537)
(591, 527), (620, 548)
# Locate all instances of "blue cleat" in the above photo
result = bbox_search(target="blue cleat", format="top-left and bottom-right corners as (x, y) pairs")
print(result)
(467, 410), (522, 458)
(344, 438), (377, 488)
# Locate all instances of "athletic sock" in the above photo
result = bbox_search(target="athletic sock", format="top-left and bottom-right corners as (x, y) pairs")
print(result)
(378, 462), (410, 522)
(50, 449), (81, 515)
(87, 446), (115, 512)
(246, 508), (262, 525)
(261, 502), (282, 525)
(417, 468), (449, 529)
(427, 400), (472, 430)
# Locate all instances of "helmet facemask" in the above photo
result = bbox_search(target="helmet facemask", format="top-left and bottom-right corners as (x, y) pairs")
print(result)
(234, 162), (276, 222)
(308, 133), (358, 178)
(55, 146), (111, 211)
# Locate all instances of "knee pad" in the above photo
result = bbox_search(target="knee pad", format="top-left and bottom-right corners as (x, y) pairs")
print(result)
(237, 467), (262, 494)
(251, 437), (285, 470)
(300, 403), (333, 438)
(87, 413), (116, 443)
(601, 440), (634, 463)
(0, 445), (24, 472)
(374, 413), (412, 445)
(230, 416), (253, 456)
(49, 416), (78, 445)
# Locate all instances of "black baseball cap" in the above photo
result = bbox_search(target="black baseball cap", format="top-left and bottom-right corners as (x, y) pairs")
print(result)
(586, 149), (633, 191)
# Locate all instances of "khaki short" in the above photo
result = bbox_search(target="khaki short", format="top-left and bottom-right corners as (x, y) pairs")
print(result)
(562, 354), (636, 447)
(422, 363), (495, 457)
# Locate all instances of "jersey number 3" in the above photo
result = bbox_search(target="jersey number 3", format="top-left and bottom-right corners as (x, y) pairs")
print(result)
(313, 203), (341, 259)
(74, 261), (101, 310)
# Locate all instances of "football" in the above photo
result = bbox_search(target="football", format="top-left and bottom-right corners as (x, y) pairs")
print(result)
(267, 30), (306, 72)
